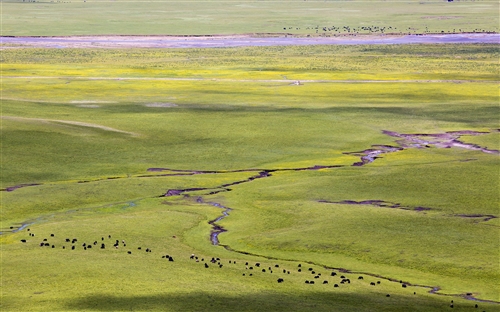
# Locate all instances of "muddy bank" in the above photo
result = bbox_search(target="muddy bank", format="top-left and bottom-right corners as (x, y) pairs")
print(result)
(344, 145), (403, 166)
(319, 200), (498, 223)
(1, 183), (40, 192)
(319, 199), (432, 212)
(346, 129), (499, 166)
(1, 34), (499, 49)
(158, 165), (342, 197)
(195, 198), (233, 246)
(456, 214), (498, 223)
(383, 130), (500, 155)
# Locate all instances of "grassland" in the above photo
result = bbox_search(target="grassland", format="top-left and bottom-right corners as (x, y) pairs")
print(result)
(1, 44), (499, 311)
(2, 0), (499, 36)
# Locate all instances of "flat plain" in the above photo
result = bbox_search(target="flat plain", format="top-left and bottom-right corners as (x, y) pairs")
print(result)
(1, 43), (499, 311)
(2, 0), (499, 36)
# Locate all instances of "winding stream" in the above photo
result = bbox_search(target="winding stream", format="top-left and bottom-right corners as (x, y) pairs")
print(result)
(1, 34), (499, 48)
(4, 129), (499, 304)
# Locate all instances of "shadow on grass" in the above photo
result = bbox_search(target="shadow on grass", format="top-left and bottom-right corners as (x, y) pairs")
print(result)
(63, 291), (458, 312)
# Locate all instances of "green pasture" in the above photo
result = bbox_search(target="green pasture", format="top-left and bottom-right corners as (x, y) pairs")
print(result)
(2, 0), (499, 36)
(1, 45), (499, 311)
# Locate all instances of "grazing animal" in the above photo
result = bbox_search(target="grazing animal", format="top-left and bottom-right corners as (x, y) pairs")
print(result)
(44, 243), (50, 246)
(340, 275), (345, 279)
(287, 271), (290, 274)
(20, 239), (26, 243)
(370, 282), (376, 286)
(101, 244), (105, 249)
(128, 251), (132, 254)
(277, 278), (284, 283)
(169, 257), (174, 262)
(331, 272), (337, 276)
(323, 281), (328, 284)
(204, 263), (209, 268)
(262, 269), (266, 272)
(71, 246), (75, 250)
(298, 269), (302, 272)
(275, 264), (279, 268)
(314, 275), (320, 279)
(298, 264), (301, 267)
(66, 238), (70, 242)
(52, 245), (55, 248)
(334, 284), (339, 287)
(308, 268), (313, 271)
(255, 263), (260, 267)
(62, 246), (65, 249)
(377, 281), (381, 284)
(50, 234), (54, 237)
(138, 247), (141, 250)
(87, 245), (92, 249)
(358, 276), (363, 280)
(311, 271), (315, 274)
(283, 269), (286, 273)
(402, 284), (407, 288)
(43, 239), (47, 241)
(386, 294), (390, 297)
(310, 281), (315, 284)
(305, 280), (310, 284)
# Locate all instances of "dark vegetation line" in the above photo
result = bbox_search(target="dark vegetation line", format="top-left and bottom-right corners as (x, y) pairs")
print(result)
(318, 199), (433, 211)
(318, 200), (498, 224)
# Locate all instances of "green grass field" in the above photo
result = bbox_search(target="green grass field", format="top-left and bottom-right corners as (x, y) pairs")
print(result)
(2, 0), (499, 36)
(1, 45), (499, 311)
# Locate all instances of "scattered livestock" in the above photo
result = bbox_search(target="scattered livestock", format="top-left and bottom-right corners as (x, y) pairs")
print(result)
(18, 231), (479, 309)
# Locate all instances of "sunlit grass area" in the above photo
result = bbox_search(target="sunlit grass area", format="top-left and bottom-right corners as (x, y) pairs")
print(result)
(1, 44), (498, 311)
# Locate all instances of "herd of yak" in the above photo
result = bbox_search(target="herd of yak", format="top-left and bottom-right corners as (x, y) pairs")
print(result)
(18, 228), (486, 310)
(282, 24), (496, 36)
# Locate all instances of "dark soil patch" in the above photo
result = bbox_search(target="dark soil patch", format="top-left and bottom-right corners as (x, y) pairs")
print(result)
(1, 183), (40, 192)
(318, 199), (432, 212)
